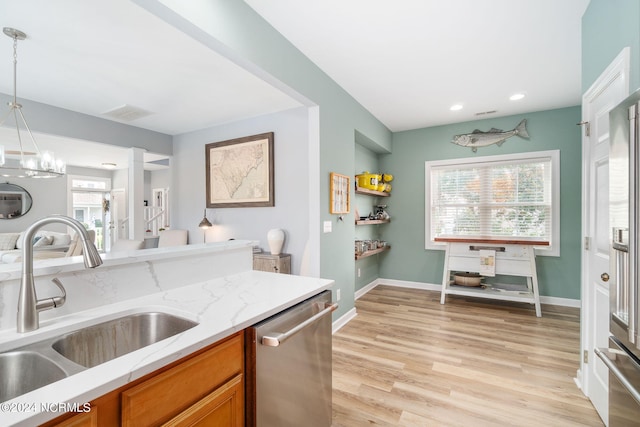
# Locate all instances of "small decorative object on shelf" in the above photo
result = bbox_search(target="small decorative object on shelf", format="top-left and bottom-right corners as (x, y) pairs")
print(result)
(267, 228), (285, 255)
(355, 240), (390, 259)
(354, 171), (393, 194)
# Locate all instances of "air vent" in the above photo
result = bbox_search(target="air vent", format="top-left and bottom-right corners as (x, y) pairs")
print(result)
(475, 110), (497, 116)
(102, 104), (153, 122)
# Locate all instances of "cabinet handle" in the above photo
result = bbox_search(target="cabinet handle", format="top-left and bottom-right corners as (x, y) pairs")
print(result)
(601, 272), (610, 282)
(261, 302), (338, 347)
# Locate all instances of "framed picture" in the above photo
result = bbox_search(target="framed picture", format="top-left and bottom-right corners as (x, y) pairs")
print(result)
(206, 132), (274, 208)
(330, 172), (350, 214)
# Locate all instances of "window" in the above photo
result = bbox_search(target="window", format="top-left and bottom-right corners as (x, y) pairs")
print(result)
(68, 175), (112, 251)
(425, 150), (560, 256)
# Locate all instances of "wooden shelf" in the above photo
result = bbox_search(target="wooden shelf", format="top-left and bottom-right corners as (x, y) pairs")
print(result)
(355, 245), (390, 260)
(355, 186), (389, 197)
(356, 219), (390, 225)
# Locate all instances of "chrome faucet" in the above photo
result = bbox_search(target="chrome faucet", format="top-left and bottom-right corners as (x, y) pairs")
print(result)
(17, 215), (103, 333)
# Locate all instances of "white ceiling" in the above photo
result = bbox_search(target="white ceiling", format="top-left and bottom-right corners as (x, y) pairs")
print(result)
(0, 0), (590, 169)
(0, 0), (301, 169)
(245, 0), (590, 132)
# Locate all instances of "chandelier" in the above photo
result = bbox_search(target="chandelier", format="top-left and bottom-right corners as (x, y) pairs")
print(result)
(0, 27), (65, 178)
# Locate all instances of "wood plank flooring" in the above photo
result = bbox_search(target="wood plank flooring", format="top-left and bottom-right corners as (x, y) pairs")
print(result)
(332, 285), (603, 427)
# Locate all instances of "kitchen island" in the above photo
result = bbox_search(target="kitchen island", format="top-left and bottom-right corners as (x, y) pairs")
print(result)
(0, 241), (333, 426)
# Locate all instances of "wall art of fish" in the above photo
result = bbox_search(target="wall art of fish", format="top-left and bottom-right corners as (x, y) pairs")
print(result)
(451, 119), (529, 152)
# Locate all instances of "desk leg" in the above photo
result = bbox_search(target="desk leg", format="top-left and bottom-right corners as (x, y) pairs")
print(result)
(527, 246), (542, 317)
(440, 244), (451, 304)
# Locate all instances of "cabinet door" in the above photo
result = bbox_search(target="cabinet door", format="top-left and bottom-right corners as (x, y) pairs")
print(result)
(162, 373), (243, 427)
(50, 410), (98, 427)
(121, 333), (243, 426)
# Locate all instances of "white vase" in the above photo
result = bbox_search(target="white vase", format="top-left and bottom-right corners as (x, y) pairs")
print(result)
(267, 228), (285, 255)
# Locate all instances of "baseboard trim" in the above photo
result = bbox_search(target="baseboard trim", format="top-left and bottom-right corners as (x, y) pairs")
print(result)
(332, 307), (357, 334)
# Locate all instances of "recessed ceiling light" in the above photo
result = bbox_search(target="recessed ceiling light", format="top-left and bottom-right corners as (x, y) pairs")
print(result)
(101, 162), (117, 169)
(509, 93), (526, 101)
(450, 104), (463, 111)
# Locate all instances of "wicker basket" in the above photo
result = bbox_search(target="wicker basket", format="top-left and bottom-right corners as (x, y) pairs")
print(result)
(453, 272), (484, 287)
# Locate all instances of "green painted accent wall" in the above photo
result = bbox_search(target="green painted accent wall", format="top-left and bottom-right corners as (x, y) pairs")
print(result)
(379, 107), (582, 299)
(582, 0), (640, 92)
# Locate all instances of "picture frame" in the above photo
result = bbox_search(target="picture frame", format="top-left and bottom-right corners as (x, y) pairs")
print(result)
(330, 172), (350, 214)
(205, 132), (274, 208)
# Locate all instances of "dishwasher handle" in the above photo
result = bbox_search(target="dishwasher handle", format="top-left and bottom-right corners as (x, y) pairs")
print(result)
(261, 302), (338, 347)
(595, 347), (640, 405)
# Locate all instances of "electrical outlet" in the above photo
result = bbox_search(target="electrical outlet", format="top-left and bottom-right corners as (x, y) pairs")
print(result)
(336, 289), (341, 301)
(357, 268), (361, 277)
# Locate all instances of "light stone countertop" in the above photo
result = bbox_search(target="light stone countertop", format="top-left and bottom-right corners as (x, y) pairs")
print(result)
(0, 267), (333, 426)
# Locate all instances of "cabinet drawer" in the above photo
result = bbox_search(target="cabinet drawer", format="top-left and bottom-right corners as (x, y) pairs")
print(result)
(122, 332), (243, 426)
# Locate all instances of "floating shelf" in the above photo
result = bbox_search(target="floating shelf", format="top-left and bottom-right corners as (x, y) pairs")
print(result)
(355, 245), (390, 260)
(355, 186), (389, 197)
(355, 219), (390, 225)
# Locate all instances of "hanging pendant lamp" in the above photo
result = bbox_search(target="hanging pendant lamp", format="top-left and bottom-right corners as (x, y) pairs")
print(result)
(0, 27), (65, 178)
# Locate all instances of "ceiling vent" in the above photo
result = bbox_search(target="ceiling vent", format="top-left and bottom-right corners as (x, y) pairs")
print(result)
(474, 110), (497, 116)
(102, 104), (153, 122)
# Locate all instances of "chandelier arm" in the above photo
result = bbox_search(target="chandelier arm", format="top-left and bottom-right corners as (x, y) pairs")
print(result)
(15, 107), (41, 156)
(12, 108), (26, 167)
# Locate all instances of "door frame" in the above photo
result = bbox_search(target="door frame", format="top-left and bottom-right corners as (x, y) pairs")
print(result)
(579, 47), (630, 398)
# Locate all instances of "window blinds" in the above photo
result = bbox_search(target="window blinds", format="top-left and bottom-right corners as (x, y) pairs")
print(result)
(430, 157), (552, 241)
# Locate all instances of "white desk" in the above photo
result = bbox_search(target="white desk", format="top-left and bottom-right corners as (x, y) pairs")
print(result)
(438, 239), (547, 317)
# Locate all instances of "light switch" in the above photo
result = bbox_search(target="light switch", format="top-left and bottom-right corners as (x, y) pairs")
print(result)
(323, 221), (332, 233)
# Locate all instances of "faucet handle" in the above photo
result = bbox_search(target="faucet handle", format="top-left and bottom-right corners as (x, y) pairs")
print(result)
(35, 278), (67, 312)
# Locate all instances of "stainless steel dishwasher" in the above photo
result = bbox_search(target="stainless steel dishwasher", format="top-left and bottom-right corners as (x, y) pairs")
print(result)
(246, 290), (336, 427)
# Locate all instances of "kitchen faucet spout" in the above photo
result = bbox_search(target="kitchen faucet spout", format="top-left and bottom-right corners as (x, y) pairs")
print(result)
(17, 215), (103, 333)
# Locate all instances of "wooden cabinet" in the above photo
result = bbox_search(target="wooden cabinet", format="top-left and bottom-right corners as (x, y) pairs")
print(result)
(45, 332), (244, 427)
(253, 253), (291, 274)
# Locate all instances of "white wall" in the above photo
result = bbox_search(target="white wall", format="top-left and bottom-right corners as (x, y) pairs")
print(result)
(171, 107), (310, 274)
(0, 166), (112, 233)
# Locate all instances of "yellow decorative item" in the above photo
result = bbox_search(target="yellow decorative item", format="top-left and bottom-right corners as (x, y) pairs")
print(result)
(382, 173), (394, 182)
(356, 171), (379, 190)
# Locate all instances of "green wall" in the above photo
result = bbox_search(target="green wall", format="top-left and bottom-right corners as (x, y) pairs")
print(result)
(582, 0), (640, 92)
(380, 107), (582, 299)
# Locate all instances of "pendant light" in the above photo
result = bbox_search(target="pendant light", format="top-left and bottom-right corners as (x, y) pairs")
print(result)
(0, 27), (66, 178)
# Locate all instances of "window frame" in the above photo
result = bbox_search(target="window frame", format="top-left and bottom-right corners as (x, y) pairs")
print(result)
(425, 149), (560, 256)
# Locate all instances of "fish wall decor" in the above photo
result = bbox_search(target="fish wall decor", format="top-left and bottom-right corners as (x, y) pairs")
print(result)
(451, 119), (529, 152)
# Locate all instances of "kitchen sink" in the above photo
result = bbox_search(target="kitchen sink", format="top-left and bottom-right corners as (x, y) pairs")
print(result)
(52, 312), (198, 368)
(0, 351), (68, 402)
(0, 311), (198, 402)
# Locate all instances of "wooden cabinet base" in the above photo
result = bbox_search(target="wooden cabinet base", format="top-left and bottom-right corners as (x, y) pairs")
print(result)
(44, 332), (244, 427)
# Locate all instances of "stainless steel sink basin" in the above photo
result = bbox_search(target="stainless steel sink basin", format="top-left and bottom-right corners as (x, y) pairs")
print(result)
(52, 312), (198, 368)
(0, 351), (68, 402)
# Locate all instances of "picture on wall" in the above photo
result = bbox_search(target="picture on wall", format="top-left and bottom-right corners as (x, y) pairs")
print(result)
(330, 172), (350, 214)
(205, 132), (274, 208)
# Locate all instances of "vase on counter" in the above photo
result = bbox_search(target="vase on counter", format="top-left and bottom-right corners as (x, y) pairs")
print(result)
(267, 228), (285, 255)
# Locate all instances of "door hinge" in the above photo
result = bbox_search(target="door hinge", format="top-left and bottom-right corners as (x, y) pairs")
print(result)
(584, 350), (589, 364)
(584, 236), (590, 251)
(577, 121), (591, 137)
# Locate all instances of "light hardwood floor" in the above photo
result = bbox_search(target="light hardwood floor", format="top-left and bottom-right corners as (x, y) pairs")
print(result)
(332, 285), (604, 427)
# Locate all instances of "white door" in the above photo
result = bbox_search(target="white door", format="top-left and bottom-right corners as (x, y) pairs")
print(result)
(110, 189), (127, 246)
(581, 48), (630, 424)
